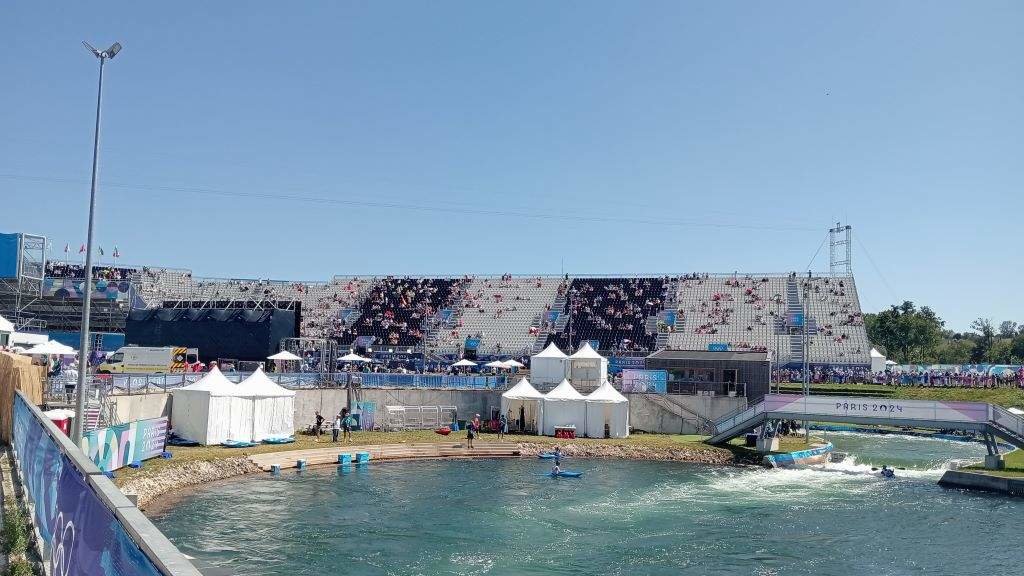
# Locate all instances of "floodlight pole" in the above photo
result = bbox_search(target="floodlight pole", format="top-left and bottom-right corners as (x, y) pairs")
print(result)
(73, 44), (117, 444)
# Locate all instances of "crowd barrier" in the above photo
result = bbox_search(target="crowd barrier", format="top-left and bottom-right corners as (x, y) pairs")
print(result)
(86, 372), (507, 395)
(11, 391), (199, 576)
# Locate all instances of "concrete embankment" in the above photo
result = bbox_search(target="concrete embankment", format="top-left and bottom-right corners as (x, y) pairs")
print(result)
(938, 470), (1024, 497)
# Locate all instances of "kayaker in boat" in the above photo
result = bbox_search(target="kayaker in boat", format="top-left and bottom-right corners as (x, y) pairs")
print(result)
(552, 463), (561, 475)
(553, 446), (562, 464)
(880, 465), (895, 479)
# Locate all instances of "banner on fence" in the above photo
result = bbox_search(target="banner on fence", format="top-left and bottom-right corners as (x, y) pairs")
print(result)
(608, 356), (646, 374)
(43, 277), (132, 301)
(708, 343), (729, 352)
(79, 417), (168, 472)
(13, 395), (164, 575)
(620, 369), (668, 393)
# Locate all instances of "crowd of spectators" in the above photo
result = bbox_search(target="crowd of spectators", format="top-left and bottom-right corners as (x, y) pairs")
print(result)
(337, 277), (465, 347)
(549, 277), (666, 352)
(45, 262), (136, 281)
(774, 366), (1024, 388)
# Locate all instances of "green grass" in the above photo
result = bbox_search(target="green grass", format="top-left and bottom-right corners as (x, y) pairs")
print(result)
(778, 382), (1024, 408)
(965, 449), (1024, 478)
(113, 430), (719, 487)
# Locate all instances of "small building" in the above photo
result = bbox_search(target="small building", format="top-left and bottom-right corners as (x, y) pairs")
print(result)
(644, 349), (770, 401)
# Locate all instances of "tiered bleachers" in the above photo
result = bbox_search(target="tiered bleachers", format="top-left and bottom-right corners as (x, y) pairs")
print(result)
(801, 276), (870, 365)
(133, 268), (371, 340)
(437, 276), (564, 356)
(667, 274), (790, 357)
(547, 277), (666, 352)
(337, 277), (465, 348)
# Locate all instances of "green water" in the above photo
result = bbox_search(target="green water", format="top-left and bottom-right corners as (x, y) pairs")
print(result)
(152, 434), (1020, 575)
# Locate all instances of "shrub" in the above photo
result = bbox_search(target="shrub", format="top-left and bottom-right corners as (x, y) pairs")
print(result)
(2, 500), (27, 556)
(5, 558), (34, 576)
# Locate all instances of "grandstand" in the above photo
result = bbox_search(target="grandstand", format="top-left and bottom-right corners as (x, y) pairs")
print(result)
(0, 230), (872, 367)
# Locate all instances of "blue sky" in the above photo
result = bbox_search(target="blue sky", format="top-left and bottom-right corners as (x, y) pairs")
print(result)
(1, 1), (1020, 331)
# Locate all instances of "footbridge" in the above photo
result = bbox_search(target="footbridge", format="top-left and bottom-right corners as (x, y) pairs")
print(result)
(709, 394), (1024, 456)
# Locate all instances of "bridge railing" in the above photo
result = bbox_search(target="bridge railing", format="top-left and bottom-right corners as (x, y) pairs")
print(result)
(713, 401), (766, 434)
(991, 405), (1024, 438)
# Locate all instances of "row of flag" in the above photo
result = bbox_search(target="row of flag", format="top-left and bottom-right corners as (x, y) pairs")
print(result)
(62, 243), (120, 258)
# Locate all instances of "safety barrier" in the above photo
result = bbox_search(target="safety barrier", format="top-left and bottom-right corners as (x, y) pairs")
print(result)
(11, 391), (200, 576)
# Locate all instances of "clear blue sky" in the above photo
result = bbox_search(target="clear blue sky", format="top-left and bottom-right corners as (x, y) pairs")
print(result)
(1, 1), (1021, 331)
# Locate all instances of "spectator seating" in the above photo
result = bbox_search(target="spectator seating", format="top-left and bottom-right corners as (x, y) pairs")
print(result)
(336, 277), (465, 348)
(546, 277), (667, 352)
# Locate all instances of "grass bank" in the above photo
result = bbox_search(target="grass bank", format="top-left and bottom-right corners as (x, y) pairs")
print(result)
(965, 449), (1024, 478)
(778, 382), (1024, 408)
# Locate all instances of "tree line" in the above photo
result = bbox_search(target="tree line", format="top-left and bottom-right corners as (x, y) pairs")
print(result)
(865, 301), (1024, 365)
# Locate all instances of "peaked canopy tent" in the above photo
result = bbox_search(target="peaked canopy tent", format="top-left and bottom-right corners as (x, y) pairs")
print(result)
(170, 367), (248, 445)
(542, 379), (587, 436)
(870, 348), (887, 373)
(585, 381), (630, 439)
(0, 314), (13, 347)
(500, 378), (544, 434)
(568, 342), (609, 389)
(531, 343), (569, 387)
(236, 368), (296, 441)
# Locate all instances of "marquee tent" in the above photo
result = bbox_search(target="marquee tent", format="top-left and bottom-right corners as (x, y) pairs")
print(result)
(568, 342), (608, 388)
(542, 379), (587, 436)
(500, 378), (544, 434)
(531, 343), (568, 386)
(585, 380), (629, 438)
(0, 314), (13, 347)
(170, 367), (248, 445)
(870, 348), (887, 373)
(236, 368), (296, 442)
(20, 341), (77, 356)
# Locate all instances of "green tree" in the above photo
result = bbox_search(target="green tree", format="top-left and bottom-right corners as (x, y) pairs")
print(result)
(1011, 333), (1024, 363)
(934, 338), (973, 364)
(865, 301), (944, 363)
(969, 318), (995, 363)
(998, 320), (1019, 338)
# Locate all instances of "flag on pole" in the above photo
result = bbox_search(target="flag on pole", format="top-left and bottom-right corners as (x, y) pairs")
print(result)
(78, 244), (86, 254)
(112, 246), (120, 259)
(98, 247), (104, 256)
(63, 243), (69, 253)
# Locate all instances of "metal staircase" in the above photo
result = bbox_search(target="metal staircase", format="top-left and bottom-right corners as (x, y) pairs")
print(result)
(642, 394), (717, 434)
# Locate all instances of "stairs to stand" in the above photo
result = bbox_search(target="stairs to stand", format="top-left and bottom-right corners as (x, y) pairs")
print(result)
(642, 394), (716, 434)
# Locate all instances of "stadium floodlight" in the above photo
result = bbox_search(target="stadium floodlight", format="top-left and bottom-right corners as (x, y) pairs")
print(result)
(72, 41), (123, 444)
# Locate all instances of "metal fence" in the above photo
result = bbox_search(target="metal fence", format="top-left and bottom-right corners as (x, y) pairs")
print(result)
(87, 371), (508, 395)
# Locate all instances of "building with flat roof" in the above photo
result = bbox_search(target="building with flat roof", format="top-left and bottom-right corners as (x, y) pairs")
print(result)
(645, 349), (770, 401)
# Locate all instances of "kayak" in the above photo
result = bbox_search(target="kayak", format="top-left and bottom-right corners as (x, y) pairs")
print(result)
(262, 437), (295, 445)
(538, 452), (568, 460)
(221, 440), (258, 448)
(548, 471), (582, 478)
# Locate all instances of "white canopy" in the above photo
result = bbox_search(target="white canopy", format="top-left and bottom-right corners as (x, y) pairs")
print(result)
(484, 360), (506, 368)
(170, 367), (248, 445)
(268, 350), (301, 361)
(542, 379), (587, 436)
(585, 380), (630, 438)
(0, 314), (14, 333)
(236, 368), (295, 442)
(501, 378), (544, 434)
(452, 359), (478, 367)
(869, 348), (887, 373)
(531, 343), (569, 386)
(21, 341), (77, 356)
(568, 342), (608, 388)
(10, 332), (48, 347)
(503, 359), (525, 368)
(338, 352), (369, 362)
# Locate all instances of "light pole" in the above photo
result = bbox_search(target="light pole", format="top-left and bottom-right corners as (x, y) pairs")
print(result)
(73, 41), (122, 444)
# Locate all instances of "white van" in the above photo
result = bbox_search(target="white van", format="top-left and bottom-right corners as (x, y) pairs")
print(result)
(97, 346), (199, 374)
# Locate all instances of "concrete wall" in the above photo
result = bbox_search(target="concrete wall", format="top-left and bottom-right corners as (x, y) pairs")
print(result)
(627, 394), (746, 434)
(938, 470), (1024, 497)
(111, 389), (741, 436)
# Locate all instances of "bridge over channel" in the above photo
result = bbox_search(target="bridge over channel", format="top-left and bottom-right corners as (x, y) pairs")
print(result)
(709, 394), (1024, 466)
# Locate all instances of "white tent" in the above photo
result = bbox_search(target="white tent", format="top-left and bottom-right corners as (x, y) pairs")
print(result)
(338, 352), (369, 362)
(484, 360), (506, 369)
(531, 343), (568, 386)
(268, 350), (301, 361)
(10, 332), (48, 348)
(585, 380), (630, 439)
(870, 348), (887, 373)
(501, 378), (544, 434)
(21, 341), (77, 356)
(236, 368), (296, 441)
(452, 359), (477, 367)
(0, 315), (13, 347)
(542, 379), (587, 436)
(503, 359), (525, 369)
(568, 342), (608, 388)
(170, 367), (248, 445)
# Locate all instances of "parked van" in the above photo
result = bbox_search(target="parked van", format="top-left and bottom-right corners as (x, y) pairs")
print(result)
(97, 346), (199, 374)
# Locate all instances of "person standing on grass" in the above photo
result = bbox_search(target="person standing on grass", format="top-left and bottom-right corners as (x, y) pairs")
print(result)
(466, 419), (475, 449)
(342, 408), (354, 443)
(314, 411), (324, 442)
(498, 412), (508, 441)
(332, 412), (341, 443)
